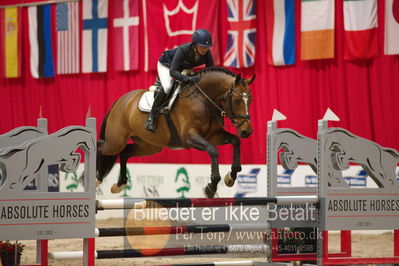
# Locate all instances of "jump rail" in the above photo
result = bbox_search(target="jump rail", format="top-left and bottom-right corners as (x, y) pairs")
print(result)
(152, 261), (271, 266)
(95, 223), (270, 237)
(96, 196), (318, 210)
(49, 244), (269, 259)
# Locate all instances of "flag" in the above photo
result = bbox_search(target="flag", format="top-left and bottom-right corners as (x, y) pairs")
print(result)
(112, 0), (139, 71)
(28, 5), (55, 78)
(385, 0), (399, 55)
(343, 0), (378, 60)
(144, 0), (221, 71)
(0, 7), (21, 78)
(265, 0), (295, 66)
(0, 9), (3, 77)
(223, 0), (256, 68)
(56, 2), (80, 74)
(82, 0), (108, 73)
(301, 0), (334, 60)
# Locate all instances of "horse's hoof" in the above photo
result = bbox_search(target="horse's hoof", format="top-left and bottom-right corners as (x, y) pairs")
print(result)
(204, 185), (215, 198)
(224, 172), (235, 187)
(96, 180), (102, 187)
(111, 183), (126, 194)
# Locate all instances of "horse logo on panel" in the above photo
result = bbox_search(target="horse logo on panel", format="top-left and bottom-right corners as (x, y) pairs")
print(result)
(323, 128), (399, 188)
(0, 127), (95, 191)
(272, 129), (318, 175)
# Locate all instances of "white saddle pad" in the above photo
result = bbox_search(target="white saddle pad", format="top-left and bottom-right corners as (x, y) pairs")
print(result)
(138, 86), (180, 113)
(138, 91), (155, 113)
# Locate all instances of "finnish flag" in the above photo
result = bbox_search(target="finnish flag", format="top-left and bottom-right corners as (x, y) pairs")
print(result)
(82, 0), (108, 73)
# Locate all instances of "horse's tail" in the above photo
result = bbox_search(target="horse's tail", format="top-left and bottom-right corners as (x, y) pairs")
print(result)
(99, 110), (111, 141)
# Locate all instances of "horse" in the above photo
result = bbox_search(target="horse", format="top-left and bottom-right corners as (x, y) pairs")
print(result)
(96, 66), (255, 198)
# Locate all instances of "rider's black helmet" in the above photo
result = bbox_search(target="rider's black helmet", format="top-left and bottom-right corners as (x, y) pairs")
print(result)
(192, 29), (213, 48)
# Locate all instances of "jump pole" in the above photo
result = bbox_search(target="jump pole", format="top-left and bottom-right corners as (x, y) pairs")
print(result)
(96, 196), (318, 210)
(152, 261), (266, 266)
(95, 223), (270, 237)
(49, 244), (269, 260)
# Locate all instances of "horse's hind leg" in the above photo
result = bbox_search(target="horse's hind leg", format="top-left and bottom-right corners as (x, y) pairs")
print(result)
(111, 142), (162, 194)
(222, 132), (242, 187)
(97, 150), (117, 186)
(96, 140), (118, 186)
(187, 132), (221, 198)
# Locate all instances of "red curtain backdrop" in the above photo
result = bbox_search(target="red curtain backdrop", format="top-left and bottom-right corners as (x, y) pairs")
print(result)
(0, 0), (398, 164)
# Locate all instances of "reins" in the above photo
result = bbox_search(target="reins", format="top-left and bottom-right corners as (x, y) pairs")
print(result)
(180, 76), (251, 129)
(193, 82), (226, 118)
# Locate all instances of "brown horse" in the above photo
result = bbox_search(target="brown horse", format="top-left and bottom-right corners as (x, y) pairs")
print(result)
(97, 67), (255, 198)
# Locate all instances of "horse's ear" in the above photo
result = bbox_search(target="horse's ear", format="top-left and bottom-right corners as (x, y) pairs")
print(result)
(245, 75), (256, 86)
(235, 74), (242, 85)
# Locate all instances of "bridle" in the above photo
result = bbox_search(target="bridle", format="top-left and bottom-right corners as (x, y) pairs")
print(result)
(226, 87), (251, 128)
(191, 79), (251, 129)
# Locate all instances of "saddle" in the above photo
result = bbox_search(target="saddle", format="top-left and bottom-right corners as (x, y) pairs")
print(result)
(137, 79), (181, 113)
(138, 69), (195, 113)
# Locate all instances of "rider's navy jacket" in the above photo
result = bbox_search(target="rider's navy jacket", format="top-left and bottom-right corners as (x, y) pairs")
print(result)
(159, 43), (214, 82)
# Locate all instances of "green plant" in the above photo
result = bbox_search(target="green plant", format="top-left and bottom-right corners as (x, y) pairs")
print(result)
(0, 241), (25, 255)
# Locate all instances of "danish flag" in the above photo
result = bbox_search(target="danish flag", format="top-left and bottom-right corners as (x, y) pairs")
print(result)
(223, 0), (256, 68)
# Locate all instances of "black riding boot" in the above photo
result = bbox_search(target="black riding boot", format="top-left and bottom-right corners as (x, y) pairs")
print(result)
(145, 89), (167, 132)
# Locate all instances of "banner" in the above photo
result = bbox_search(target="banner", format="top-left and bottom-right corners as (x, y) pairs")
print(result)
(223, 0), (256, 68)
(112, 0), (139, 71)
(265, 0), (295, 66)
(82, 0), (108, 73)
(301, 0), (334, 60)
(28, 4), (55, 78)
(56, 2), (80, 74)
(143, 0), (221, 71)
(343, 0), (378, 60)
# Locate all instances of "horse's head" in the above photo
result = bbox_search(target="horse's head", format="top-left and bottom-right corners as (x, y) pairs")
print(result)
(224, 74), (255, 138)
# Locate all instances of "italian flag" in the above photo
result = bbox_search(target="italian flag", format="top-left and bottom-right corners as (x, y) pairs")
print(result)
(344, 0), (378, 60)
(301, 0), (335, 60)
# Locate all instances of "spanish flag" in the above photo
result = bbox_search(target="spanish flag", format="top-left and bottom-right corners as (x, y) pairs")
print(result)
(0, 7), (21, 78)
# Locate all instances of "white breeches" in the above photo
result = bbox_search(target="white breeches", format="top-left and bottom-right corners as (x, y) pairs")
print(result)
(157, 61), (173, 94)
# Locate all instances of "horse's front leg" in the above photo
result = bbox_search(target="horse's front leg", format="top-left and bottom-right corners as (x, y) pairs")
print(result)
(222, 131), (241, 187)
(187, 132), (220, 198)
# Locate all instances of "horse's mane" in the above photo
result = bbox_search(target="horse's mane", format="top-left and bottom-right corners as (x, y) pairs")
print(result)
(196, 66), (237, 77)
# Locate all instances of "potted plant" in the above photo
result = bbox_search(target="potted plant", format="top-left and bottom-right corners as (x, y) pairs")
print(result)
(0, 241), (24, 266)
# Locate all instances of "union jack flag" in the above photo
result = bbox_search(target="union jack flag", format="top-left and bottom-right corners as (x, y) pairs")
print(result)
(223, 0), (256, 68)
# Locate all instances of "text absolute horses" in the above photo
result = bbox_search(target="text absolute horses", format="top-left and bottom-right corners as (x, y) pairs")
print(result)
(97, 67), (255, 198)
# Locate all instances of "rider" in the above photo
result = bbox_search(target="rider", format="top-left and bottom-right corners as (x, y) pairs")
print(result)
(145, 28), (215, 132)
